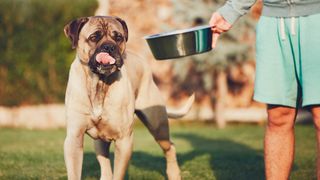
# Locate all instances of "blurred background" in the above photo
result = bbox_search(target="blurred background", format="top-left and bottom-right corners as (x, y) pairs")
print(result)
(0, 0), (268, 129)
(0, 0), (316, 179)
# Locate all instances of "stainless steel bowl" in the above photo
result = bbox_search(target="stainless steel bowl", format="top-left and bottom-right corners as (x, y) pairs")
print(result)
(144, 25), (212, 60)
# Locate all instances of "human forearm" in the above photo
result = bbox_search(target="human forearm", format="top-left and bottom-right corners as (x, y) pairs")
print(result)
(218, 0), (257, 25)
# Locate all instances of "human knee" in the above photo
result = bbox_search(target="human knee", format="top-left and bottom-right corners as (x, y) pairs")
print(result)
(267, 106), (296, 130)
(311, 106), (320, 130)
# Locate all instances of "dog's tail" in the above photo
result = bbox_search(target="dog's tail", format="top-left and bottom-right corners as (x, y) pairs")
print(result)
(166, 93), (195, 119)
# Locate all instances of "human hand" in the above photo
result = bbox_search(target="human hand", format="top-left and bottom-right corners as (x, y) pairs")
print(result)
(209, 12), (232, 48)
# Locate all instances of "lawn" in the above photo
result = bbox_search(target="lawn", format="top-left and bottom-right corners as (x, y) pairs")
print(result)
(0, 122), (317, 180)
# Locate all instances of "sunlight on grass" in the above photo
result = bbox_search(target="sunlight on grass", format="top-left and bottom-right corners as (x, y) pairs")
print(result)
(0, 123), (316, 179)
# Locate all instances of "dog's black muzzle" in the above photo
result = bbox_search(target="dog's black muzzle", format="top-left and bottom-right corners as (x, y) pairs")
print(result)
(88, 43), (124, 78)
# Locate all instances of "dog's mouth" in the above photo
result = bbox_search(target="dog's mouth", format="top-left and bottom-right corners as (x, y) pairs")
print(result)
(96, 52), (116, 65)
(88, 50), (123, 78)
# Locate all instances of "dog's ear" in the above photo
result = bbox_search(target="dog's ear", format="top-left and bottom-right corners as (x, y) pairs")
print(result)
(64, 17), (89, 49)
(115, 17), (128, 42)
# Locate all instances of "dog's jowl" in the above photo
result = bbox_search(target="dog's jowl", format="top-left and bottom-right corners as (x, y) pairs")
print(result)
(63, 16), (194, 180)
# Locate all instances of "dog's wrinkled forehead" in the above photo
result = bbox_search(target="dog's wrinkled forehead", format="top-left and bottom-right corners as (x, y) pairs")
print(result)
(83, 17), (126, 38)
(64, 16), (128, 49)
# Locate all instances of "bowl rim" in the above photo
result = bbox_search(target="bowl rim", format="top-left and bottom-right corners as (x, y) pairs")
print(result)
(144, 25), (211, 40)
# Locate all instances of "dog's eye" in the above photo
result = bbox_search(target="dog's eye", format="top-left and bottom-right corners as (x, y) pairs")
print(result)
(88, 31), (102, 42)
(115, 35), (123, 42)
(113, 31), (123, 43)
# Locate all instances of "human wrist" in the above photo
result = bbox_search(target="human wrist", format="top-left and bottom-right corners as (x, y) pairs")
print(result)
(217, 4), (242, 25)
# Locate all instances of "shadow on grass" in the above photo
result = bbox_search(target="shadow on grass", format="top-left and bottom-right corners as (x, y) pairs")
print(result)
(82, 152), (101, 179)
(82, 132), (265, 180)
(82, 151), (166, 179)
(174, 133), (265, 180)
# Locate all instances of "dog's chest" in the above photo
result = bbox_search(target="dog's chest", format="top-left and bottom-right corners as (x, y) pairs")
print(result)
(87, 108), (133, 142)
(86, 77), (134, 141)
(87, 118), (122, 141)
(88, 104), (122, 141)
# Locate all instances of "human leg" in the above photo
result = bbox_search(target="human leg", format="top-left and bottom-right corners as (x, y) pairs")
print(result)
(299, 13), (320, 179)
(265, 105), (297, 180)
(310, 106), (320, 179)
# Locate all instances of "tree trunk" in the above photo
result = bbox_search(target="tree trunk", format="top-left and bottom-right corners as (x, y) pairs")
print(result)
(95, 0), (109, 16)
(215, 70), (227, 128)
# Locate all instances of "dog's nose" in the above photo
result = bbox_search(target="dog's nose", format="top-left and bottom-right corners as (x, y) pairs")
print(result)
(101, 43), (116, 53)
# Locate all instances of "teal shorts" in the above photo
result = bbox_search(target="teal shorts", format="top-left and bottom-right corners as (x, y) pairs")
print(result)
(254, 13), (320, 107)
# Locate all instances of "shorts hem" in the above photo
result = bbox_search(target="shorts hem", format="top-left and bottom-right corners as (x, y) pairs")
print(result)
(302, 100), (320, 107)
(253, 93), (297, 108)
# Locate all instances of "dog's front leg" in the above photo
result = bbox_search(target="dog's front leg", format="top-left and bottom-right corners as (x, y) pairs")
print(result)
(64, 127), (86, 180)
(113, 133), (133, 180)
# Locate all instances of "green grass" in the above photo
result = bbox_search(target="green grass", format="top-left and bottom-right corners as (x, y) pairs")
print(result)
(0, 122), (317, 180)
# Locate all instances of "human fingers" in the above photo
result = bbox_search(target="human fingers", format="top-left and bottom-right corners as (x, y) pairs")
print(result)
(211, 32), (220, 48)
(209, 12), (232, 33)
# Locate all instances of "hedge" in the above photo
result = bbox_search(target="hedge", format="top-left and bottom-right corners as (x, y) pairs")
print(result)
(0, 0), (97, 106)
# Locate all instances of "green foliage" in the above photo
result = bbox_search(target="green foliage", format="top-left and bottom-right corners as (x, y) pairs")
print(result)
(0, 0), (97, 106)
(0, 124), (316, 179)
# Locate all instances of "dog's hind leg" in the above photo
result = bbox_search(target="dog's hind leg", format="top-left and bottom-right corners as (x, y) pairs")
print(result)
(133, 70), (181, 179)
(94, 139), (112, 180)
(135, 107), (181, 180)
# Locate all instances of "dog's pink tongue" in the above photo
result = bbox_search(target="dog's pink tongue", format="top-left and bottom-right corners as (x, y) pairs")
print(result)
(96, 52), (116, 65)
